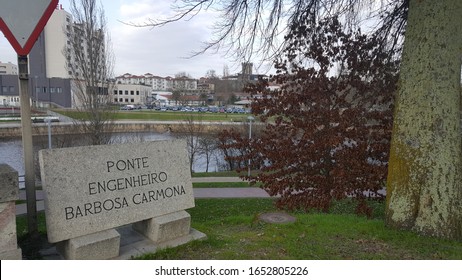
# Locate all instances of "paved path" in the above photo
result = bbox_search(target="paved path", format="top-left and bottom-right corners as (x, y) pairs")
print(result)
(191, 177), (243, 183)
(16, 177), (271, 216)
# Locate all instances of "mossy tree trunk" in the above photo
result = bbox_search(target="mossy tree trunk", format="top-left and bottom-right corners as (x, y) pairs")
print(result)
(386, 0), (462, 240)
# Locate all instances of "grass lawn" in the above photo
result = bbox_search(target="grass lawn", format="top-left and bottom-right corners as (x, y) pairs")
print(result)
(54, 109), (251, 122)
(137, 199), (462, 260)
(16, 198), (462, 260)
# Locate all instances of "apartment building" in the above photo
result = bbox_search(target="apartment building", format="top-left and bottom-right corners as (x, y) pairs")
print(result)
(26, 5), (73, 108)
(152, 76), (173, 90)
(172, 76), (198, 91)
(115, 73), (196, 91)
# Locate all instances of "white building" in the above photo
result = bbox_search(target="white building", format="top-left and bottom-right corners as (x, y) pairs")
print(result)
(152, 76), (173, 91)
(172, 76), (197, 91)
(112, 84), (152, 105)
(116, 73), (197, 91)
(42, 7), (73, 79)
(0, 62), (18, 75)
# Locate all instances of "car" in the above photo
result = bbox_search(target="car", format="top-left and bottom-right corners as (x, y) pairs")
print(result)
(120, 105), (134, 110)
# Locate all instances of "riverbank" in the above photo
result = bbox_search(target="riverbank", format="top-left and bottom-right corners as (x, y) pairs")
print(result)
(0, 120), (248, 138)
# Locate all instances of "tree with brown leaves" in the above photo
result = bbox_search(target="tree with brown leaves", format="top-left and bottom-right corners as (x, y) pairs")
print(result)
(220, 17), (398, 216)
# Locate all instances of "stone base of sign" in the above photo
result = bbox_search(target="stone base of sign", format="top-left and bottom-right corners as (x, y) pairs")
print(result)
(0, 203), (21, 253)
(133, 211), (191, 243)
(0, 248), (23, 260)
(37, 224), (207, 260)
(56, 229), (120, 260)
(0, 164), (22, 260)
(115, 226), (207, 260)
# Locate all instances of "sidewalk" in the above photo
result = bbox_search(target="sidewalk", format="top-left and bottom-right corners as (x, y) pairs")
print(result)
(16, 177), (270, 216)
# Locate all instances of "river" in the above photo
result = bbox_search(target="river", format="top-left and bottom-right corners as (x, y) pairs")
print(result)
(0, 132), (226, 188)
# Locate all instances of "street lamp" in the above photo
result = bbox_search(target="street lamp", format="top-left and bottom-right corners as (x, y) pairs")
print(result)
(247, 116), (255, 177)
(33, 76), (38, 108)
(44, 117), (53, 149)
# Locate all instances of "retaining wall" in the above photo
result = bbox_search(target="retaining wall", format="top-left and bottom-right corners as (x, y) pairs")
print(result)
(0, 121), (248, 138)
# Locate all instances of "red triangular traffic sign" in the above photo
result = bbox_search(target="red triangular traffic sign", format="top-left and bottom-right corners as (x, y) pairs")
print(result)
(0, 0), (59, 55)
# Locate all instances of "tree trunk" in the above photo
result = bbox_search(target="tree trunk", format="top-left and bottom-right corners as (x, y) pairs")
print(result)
(386, 0), (462, 240)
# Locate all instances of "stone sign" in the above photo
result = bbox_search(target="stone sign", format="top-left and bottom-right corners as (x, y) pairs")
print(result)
(39, 140), (195, 243)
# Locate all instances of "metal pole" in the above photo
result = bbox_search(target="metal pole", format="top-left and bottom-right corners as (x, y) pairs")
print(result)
(18, 55), (38, 237)
(34, 76), (38, 108)
(45, 118), (52, 149)
(48, 122), (51, 149)
(248, 116), (253, 177)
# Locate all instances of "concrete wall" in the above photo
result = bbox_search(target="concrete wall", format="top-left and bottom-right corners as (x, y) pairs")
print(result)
(0, 122), (246, 138)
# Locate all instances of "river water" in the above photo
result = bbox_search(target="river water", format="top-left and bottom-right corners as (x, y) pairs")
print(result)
(0, 132), (225, 188)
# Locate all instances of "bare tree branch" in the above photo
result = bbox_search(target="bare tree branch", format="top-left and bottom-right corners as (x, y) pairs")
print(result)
(124, 0), (408, 65)
(65, 0), (116, 145)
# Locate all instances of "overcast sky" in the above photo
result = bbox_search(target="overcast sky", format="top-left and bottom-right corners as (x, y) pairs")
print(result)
(0, 0), (252, 79)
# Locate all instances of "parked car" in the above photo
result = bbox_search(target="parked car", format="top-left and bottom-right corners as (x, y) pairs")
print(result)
(120, 105), (135, 110)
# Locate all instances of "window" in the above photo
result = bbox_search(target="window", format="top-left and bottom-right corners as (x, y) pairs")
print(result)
(136, 91), (139, 96)
(125, 98), (128, 102)
(125, 90), (128, 95)
(119, 98), (123, 102)
(130, 99), (134, 103)
(130, 91), (134, 95)
(2, 86), (7, 93)
(50, 87), (55, 93)
(9, 86), (15, 92)
(114, 98), (118, 102)
(43, 87), (47, 93)
(119, 90), (123, 95)
(35, 87), (41, 93)
(113, 90), (118, 95)
(57, 87), (62, 93)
